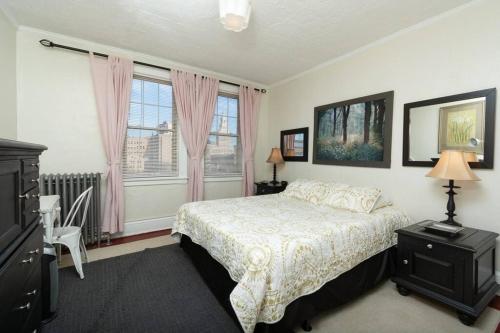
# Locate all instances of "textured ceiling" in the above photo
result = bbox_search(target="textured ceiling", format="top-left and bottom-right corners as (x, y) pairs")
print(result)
(1, 0), (472, 85)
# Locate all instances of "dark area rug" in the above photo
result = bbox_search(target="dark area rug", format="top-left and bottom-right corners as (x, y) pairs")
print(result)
(41, 244), (240, 333)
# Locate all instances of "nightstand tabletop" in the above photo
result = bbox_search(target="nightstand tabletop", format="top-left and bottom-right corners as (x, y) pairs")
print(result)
(396, 222), (499, 252)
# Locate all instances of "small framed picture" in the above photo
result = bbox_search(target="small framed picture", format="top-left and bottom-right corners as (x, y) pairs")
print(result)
(280, 127), (309, 162)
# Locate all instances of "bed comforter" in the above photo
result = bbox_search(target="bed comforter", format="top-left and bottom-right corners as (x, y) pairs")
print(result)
(173, 194), (412, 332)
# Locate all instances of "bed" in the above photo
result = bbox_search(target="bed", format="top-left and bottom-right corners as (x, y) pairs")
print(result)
(173, 181), (412, 332)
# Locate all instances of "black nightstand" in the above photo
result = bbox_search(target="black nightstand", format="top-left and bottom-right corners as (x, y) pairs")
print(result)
(254, 181), (288, 195)
(392, 222), (499, 326)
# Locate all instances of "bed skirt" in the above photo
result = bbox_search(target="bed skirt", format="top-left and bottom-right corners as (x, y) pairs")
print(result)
(180, 235), (396, 333)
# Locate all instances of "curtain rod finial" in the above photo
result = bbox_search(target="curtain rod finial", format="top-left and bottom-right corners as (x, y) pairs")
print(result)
(39, 39), (54, 47)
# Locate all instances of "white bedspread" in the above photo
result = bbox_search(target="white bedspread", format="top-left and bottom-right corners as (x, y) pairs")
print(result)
(173, 194), (412, 332)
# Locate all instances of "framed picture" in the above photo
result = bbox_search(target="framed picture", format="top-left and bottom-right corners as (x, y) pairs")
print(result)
(280, 127), (309, 162)
(438, 100), (485, 154)
(313, 91), (394, 168)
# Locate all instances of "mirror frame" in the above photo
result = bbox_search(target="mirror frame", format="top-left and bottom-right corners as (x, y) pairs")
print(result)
(403, 88), (496, 169)
(280, 127), (309, 162)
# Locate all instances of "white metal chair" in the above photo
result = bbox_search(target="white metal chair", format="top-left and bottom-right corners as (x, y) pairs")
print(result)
(50, 187), (93, 279)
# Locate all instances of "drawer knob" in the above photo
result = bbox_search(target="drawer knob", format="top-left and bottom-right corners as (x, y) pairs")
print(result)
(403, 259), (408, 265)
(21, 257), (33, 264)
(16, 302), (31, 311)
(26, 289), (37, 296)
(427, 244), (433, 249)
(28, 248), (40, 255)
(19, 193), (30, 200)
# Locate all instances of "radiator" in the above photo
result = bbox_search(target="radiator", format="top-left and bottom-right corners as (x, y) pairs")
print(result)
(39, 173), (103, 246)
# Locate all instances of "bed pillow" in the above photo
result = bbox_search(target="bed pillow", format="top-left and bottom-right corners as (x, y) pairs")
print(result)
(321, 183), (382, 214)
(372, 196), (393, 211)
(281, 179), (331, 204)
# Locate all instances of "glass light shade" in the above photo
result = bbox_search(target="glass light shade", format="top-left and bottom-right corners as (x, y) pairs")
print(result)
(219, 0), (251, 32)
(426, 150), (480, 181)
(266, 148), (284, 164)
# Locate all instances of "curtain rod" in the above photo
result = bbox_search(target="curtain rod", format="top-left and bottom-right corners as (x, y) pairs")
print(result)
(38, 39), (266, 93)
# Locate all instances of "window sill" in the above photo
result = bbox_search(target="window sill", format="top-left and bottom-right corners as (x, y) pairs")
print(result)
(204, 176), (243, 183)
(124, 177), (188, 187)
(123, 176), (243, 187)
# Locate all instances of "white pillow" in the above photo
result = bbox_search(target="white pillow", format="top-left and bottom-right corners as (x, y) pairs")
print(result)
(321, 183), (382, 214)
(372, 196), (393, 211)
(281, 179), (331, 204)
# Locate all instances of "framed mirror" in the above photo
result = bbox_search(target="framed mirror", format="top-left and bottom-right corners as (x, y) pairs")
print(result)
(280, 127), (309, 162)
(403, 88), (496, 169)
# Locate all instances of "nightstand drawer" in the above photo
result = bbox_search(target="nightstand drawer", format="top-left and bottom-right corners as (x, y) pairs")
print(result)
(398, 234), (465, 301)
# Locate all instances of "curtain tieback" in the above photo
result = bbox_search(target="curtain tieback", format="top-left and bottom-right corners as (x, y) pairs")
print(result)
(105, 160), (121, 177)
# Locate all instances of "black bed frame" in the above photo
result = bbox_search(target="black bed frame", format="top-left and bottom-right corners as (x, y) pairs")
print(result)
(180, 235), (396, 333)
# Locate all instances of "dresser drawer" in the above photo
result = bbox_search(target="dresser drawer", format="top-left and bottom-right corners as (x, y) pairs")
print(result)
(21, 171), (39, 194)
(397, 234), (465, 301)
(20, 187), (40, 211)
(4, 263), (42, 333)
(22, 201), (40, 229)
(0, 225), (43, 325)
(21, 158), (39, 174)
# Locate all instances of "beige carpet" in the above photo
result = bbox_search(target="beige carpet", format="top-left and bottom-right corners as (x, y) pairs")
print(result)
(305, 280), (499, 333)
(60, 236), (499, 333)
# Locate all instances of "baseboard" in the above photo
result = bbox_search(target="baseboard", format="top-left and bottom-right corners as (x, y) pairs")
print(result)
(113, 216), (175, 239)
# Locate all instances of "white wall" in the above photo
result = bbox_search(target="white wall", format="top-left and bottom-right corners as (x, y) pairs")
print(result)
(16, 27), (269, 236)
(0, 10), (17, 139)
(262, 0), (500, 269)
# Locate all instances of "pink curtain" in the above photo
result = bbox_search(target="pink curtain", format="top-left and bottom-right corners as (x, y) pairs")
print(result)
(89, 53), (133, 234)
(171, 70), (219, 202)
(239, 86), (262, 196)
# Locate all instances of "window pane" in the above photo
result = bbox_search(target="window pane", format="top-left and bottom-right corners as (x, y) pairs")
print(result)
(211, 115), (220, 133)
(228, 98), (238, 118)
(205, 93), (242, 177)
(205, 136), (241, 176)
(143, 80), (158, 105)
(129, 102), (142, 127)
(228, 117), (238, 136)
(123, 76), (177, 178)
(159, 107), (173, 129)
(207, 134), (217, 145)
(144, 105), (158, 128)
(131, 79), (142, 103)
(217, 96), (228, 117)
(159, 84), (172, 107)
(123, 130), (176, 177)
(217, 116), (229, 135)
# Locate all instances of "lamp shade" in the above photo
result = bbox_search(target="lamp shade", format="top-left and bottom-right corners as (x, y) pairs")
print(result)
(426, 150), (480, 181)
(219, 0), (251, 32)
(266, 148), (284, 164)
(463, 151), (479, 163)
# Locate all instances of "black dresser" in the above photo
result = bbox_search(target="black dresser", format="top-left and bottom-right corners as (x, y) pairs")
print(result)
(0, 139), (46, 332)
(392, 222), (499, 326)
(255, 181), (288, 195)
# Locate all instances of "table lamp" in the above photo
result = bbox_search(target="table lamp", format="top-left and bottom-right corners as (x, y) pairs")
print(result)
(426, 150), (480, 226)
(266, 148), (284, 185)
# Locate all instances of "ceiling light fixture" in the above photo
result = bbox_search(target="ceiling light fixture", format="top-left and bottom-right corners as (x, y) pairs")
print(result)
(219, 0), (251, 32)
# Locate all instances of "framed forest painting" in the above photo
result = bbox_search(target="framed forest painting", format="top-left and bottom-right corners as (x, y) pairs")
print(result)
(313, 91), (394, 168)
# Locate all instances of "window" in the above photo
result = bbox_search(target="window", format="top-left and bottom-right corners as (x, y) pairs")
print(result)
(204, 93), (242, 177)
(122, 75), (178, 178)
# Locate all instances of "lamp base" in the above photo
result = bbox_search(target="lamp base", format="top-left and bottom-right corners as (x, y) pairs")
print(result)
(270, 163), (279, 185)
(442, 179), (462, 227)
(440, 219), (462, 227)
